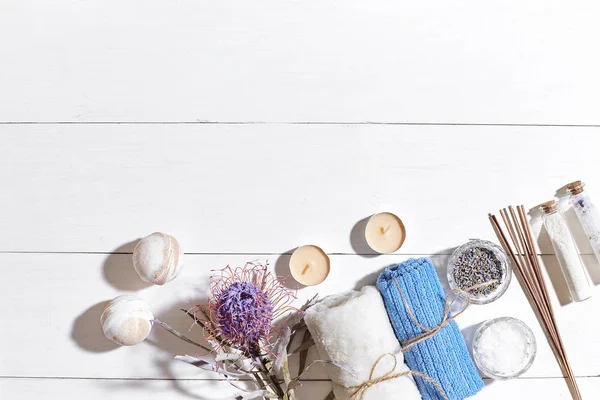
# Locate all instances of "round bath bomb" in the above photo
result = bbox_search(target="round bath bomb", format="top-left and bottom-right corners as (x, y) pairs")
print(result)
(133, 232), (184, 285)
(100, 295), (154, 346)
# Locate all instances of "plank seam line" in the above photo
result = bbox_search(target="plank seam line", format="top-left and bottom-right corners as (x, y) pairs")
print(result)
(1, 376), (597, 381)
(0, 251), (447, 256)
(1, 121), (600, 128)
(0, 251), (583, 256)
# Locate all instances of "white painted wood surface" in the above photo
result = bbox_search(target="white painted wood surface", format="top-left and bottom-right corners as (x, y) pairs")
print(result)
(1, 1), (599, 124)
(3, 378), (600, 399)
(2, 128), (600, 255)
(2, 1), (600, 398)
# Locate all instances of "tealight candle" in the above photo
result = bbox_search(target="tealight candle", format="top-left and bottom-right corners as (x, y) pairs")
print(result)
(289, 245), (330, 286)
(365, 212), (406, 253)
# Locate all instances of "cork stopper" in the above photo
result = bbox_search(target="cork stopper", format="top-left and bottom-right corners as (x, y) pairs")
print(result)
(566, 180), (585, 195)
(540, 200), (558, 214)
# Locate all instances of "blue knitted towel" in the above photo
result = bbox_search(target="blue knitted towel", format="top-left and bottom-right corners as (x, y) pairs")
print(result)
(376, 258), (484, 400)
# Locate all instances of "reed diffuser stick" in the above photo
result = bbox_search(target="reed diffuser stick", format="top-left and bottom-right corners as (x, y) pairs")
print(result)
(489, 208), (581, 400)
(517, 206), (579, 397)
(496, 208), (576, 395)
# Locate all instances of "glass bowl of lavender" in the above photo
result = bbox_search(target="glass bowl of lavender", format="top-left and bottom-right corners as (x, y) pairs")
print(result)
(447, 239), (512, 304)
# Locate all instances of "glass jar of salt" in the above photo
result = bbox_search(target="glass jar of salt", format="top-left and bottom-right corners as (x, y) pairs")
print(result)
(473, 317), (536, 379)
(567, 180), (600, 264)
(540, 200), (592, 302)
(447, 239), (512, 304)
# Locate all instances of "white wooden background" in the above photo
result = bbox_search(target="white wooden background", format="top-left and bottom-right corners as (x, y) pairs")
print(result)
(1, 1), (600, 399)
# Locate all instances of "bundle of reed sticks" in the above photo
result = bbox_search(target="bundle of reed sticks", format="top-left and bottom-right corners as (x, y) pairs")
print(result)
(489, 205), (581, 400)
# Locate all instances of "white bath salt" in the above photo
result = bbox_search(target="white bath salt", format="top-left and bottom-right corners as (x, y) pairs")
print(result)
(475, 318), (535, 378)
(543, 210), (592, 302)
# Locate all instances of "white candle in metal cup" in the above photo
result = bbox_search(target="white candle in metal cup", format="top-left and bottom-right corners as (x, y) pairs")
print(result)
(289, 245), (330, 286)
(364, 212), (406, 253)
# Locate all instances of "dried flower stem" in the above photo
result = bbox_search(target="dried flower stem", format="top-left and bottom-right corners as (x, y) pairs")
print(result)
(178, 309), (285, 397)
(181, 308), (232, 348)
(281, 354), (296, 400)
(255, 356), (285, 398)
(153, 319), (212, 353)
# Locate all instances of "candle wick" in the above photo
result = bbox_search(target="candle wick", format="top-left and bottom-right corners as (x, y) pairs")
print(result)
(302, 264), (310, 275)
(381, 225), (391, 234)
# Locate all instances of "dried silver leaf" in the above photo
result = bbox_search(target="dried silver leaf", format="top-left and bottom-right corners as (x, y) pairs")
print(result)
(300, 294), (319, 311)
(175, 355), (218, 372)
(175, 355), (248, 377)
(272, 326), (292, 374)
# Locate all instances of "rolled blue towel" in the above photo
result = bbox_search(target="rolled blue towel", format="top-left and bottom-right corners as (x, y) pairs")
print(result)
(376, 257), (484, 400)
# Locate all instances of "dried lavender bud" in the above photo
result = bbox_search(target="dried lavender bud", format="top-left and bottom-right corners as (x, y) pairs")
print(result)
(452, 246), (504, 297)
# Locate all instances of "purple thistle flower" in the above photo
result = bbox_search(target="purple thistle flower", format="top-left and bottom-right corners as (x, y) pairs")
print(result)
(215, 281), (274, 352)
(190, 261), (297, 356)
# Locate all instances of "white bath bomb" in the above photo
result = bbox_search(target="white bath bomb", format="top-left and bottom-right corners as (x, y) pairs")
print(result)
(133, 232), (184, 285)
(100, 295), (154, 346)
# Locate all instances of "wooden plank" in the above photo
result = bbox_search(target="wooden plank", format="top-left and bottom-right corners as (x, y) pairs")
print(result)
(1, 1), (599, 124)
(1, 126), (600, 254)
(0, 378), (333, 399)
(1, 376), (599, 400)
(1, 253), (598, 379)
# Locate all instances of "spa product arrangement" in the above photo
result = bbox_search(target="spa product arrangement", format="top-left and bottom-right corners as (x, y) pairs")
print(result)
(92, 187), (598, 399)
(490, 206), (581, 399)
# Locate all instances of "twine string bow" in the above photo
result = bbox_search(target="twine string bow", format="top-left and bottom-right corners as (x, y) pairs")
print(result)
(394, 277), (496, 352)
(348, 353), (448, 400)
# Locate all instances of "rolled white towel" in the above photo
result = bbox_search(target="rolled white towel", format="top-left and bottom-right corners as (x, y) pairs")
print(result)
(304, 286), (422, 400)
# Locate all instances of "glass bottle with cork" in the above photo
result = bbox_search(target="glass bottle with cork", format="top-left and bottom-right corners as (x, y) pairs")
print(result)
(540, 199), (592, 302)
(566, 180), (600, 264)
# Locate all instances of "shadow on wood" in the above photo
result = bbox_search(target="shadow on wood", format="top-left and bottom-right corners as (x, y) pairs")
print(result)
(71, 300), (120, 352)
(149, 301), (208, 360)
(275, 248), (307, 290)
(461, 322), (494, 386)
(349, 216), (380, 257)
(353, 267), (383, 290)
(461, 322), (483, 362)
(103, 240), (153, 291)
(431, 250), (455, 293)
(352, 252), (454, 291)
(146, 297), (229, 400)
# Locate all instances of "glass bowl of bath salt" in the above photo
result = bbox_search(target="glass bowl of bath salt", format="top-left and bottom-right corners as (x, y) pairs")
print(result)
(447, 239), (512, 304)
(472, 317), (537, 380)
